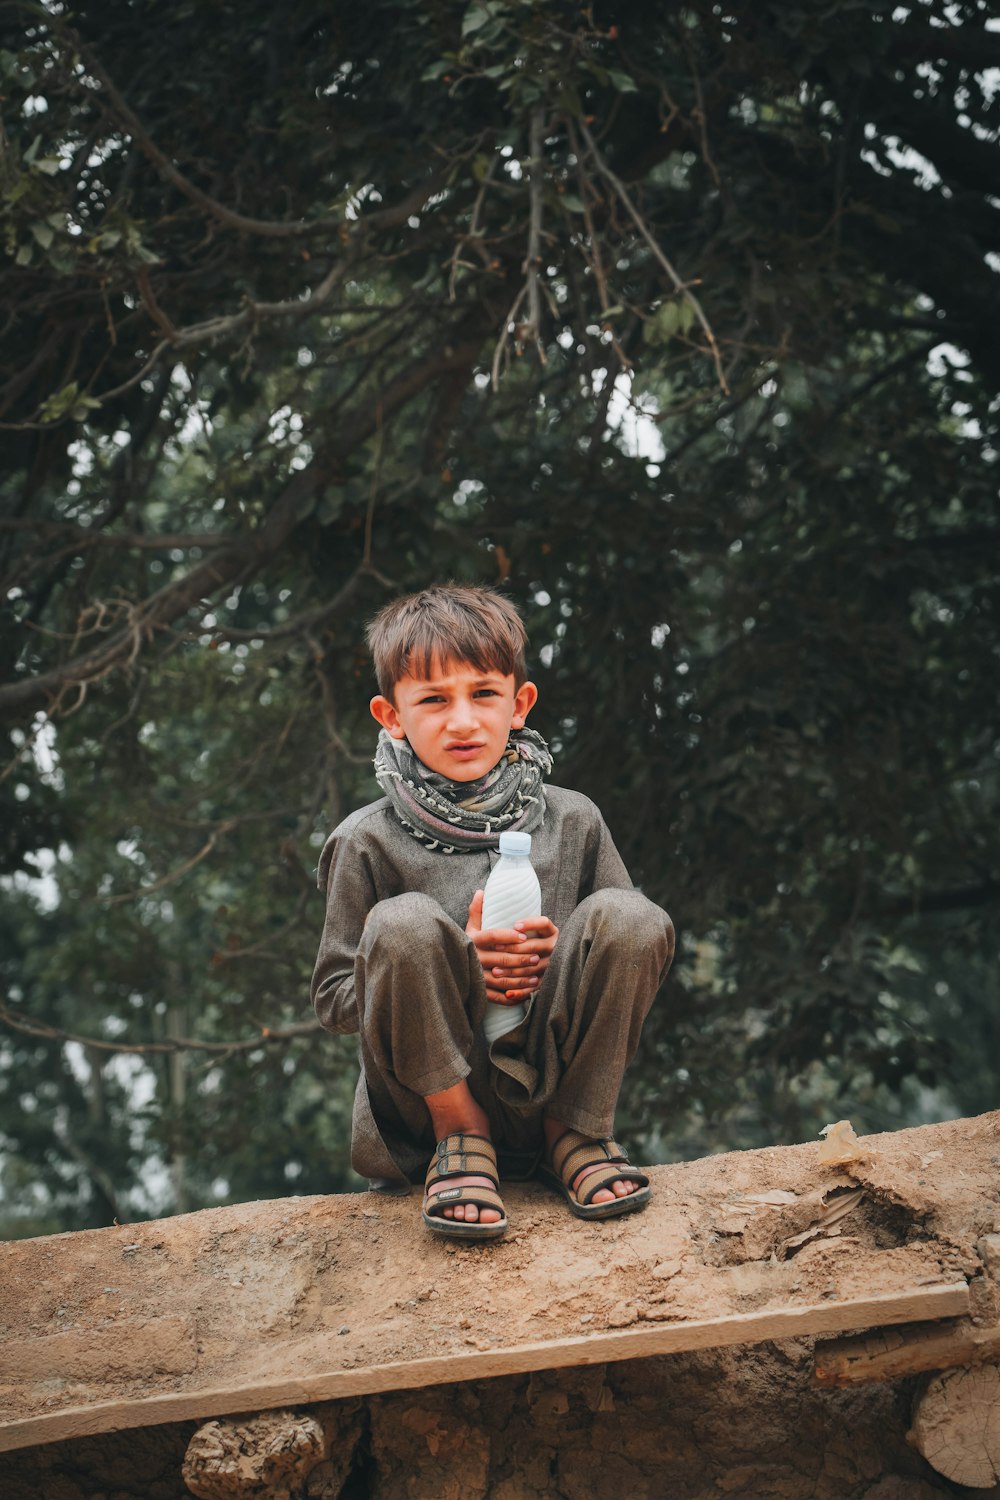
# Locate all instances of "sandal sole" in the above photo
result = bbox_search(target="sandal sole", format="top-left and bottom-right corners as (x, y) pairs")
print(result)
(420, 1209), (508, 1241)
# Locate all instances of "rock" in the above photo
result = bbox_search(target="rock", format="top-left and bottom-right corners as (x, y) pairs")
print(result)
(182, 1409), (326, 1500)
(606, 1303), (639, 1328)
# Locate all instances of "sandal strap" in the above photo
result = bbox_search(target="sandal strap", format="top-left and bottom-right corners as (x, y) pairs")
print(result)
(550, 1130), (630, 1182)
(574, 1161), (650, 1206)
(424, 1181), (506, 1219)
(548, 1130), (649, 1203)
(425, 1133), (500, 1192)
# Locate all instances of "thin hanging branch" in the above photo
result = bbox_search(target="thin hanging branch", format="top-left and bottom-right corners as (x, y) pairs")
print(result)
(578, 118), (729, 395)
(0, 996), (322, 1055)
(521, 107), (547, 354)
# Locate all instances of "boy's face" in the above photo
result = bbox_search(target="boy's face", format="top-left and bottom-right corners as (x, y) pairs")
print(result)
(370, 657), (538, 783)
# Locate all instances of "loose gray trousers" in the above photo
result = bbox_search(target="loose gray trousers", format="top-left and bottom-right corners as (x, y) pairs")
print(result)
(353, 886), (674, 1184)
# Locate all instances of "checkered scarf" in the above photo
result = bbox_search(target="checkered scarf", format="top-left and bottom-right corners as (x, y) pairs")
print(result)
(373, 727), (551, 853)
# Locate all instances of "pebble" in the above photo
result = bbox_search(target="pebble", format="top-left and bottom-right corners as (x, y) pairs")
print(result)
(337, 1325), (350, 1336)
(607, 1303), (638, 1328)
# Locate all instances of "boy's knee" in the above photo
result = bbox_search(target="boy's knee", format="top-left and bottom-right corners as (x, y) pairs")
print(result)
(578, 888), (675, 960)
(361, 892), (451, 954)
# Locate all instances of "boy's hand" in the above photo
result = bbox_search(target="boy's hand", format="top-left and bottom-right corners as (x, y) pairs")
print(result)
(466, 890), (559, 1005)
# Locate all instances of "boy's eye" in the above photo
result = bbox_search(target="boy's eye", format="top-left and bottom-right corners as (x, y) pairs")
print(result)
(473, 689), (498, 698)
(418, 694), (445, 704)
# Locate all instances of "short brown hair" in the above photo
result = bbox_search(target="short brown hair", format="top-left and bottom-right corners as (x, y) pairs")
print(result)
(366, 584), (529, 699)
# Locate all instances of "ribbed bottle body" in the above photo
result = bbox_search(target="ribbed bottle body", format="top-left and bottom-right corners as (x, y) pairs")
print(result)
(481, 852), (541, 1044)
(481, 859), (542, 931)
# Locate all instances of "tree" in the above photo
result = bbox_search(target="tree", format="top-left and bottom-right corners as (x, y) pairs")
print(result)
(1, 0), (997, 1234)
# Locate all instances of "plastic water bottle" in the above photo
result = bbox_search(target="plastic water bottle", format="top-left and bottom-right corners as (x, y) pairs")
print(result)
(481, 830), (542, 1044)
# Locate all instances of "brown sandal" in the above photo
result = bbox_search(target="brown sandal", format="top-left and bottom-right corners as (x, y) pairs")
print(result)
(538, 1130), (651, 1220)
(421, 1133), (508, 1241)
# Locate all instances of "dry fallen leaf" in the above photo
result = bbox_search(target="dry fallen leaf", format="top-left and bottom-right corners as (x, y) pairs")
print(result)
(817, 1119), (870, 1166)
(777, 1187), (866, 1260)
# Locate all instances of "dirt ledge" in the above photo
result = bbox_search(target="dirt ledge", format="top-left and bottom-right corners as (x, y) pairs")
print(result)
(2, 1112), (999, 1496)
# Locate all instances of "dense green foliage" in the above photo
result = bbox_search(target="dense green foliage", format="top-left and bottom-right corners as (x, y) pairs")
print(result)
(1, 0), (997, 1236)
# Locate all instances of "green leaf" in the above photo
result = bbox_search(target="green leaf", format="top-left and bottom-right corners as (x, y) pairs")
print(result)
(462, 4), (491, 36)
(30, 222), (54, 250)
(38, 382), (82, 423)
(646, 301), (681, 343)
(606, 68), (638, 94)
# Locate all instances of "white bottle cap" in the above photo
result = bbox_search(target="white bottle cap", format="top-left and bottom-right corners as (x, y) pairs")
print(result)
(498, 830), (531, 855)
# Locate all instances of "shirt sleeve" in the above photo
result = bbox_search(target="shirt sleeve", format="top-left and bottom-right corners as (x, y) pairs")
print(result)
(310, 825), (378, 1035)
(583, 800), (635, 895)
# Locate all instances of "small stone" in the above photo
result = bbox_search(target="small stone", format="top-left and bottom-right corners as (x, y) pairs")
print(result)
(579, 1313), (594, 1324)
(338, 1325), (350, 1335)
(651, 1260), (682, 1280)
(458, 1317), (472, 1330)
(607, 1303), (638, 1328)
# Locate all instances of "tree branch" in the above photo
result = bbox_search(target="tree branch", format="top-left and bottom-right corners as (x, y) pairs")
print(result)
(0, 996), (323, 1055)
(578, 119), (730, 394)
(60, 16), (447, 242)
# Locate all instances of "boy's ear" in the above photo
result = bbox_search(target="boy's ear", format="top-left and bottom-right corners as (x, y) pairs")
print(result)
(511, 680), (538, 730)
(370, 695), (406, 738)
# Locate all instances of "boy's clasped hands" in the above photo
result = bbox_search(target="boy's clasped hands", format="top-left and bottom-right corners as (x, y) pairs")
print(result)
(465, 889), (559, 1005)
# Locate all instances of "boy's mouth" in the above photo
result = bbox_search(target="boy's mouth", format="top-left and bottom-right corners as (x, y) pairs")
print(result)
(447, 742), (483, 755)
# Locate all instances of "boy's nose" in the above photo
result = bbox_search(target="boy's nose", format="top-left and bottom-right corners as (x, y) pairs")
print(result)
(446, 698), (478, 734)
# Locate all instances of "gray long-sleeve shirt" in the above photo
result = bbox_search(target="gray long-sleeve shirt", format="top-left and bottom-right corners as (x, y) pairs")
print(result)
(311, 785), (634, 1034)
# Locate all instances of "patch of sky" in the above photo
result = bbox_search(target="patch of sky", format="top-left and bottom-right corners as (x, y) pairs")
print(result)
(606, 373), (666, 462)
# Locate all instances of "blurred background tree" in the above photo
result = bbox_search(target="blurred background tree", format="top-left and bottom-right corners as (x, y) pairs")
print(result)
(1, 0), (997, 1236)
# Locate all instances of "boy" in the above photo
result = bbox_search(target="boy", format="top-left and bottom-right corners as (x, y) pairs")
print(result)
(311, 585), (674, 1241)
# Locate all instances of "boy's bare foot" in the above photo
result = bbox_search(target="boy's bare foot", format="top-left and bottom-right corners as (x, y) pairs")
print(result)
(540, 1118), (651, 1217)
(424, 1081), (502, 1225)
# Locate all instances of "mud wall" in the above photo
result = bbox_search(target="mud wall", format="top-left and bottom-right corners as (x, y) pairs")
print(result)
(6, 1343), (999, 1500)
